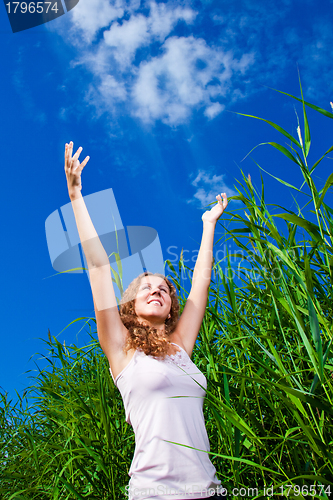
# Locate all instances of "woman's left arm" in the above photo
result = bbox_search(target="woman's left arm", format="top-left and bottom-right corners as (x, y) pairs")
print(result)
(173, 193), (228, 357)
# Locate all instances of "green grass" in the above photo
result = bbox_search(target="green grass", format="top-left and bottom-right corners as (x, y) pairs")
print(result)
(1, 85), (333, 499)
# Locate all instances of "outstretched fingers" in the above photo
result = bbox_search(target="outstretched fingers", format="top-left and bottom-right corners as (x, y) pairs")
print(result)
(65, 141), (89, 174)
(74, 147), (90, 173)
(72, 146), (82, 165)
(64, 143), (69, 170)
(68, 141), (73, 164)
(216, 192), (228, 210)
(65, 142), (74, 171)
(81, 155), (90, 170)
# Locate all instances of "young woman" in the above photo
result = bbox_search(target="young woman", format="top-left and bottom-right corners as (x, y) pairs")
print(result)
(64, 141), (228, 500)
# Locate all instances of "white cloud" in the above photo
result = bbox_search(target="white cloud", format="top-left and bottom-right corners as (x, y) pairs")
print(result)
(189, 170), (237, 208)
(49, 0), (333, 127)
(204, 102), (225, 119)
(98, 74), (127, 101)
(69, 0), (125, 43)
(102, 3), (197, 68)
(148, 2), (196, 40)
(50, 0), (255, 126)
(132, 36), (253, 124)
(104, 15), (150, 67)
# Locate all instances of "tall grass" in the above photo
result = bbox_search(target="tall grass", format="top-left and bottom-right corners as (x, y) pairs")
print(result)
(1, 87), (333, 499)
(192, 84), (333, 496)
(1, 328), (134, 499)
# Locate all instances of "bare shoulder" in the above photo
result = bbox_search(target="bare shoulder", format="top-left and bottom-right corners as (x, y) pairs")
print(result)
(168, 332), (193, 357)
(94, 300), (134, 380)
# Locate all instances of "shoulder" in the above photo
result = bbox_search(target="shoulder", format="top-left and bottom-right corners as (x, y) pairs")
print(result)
(168, 332), (192, 357)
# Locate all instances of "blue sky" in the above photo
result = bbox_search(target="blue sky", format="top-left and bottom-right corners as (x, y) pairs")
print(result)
(1, 0), (333, 404)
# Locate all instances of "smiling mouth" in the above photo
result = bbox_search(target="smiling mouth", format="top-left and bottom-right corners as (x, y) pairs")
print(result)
(148, 300), (162, 306)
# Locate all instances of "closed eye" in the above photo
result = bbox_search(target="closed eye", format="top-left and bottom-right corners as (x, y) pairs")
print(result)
(140, 284), (169, 294)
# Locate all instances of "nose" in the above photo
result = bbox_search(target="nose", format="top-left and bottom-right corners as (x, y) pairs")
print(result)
(150, 287), (161, 296)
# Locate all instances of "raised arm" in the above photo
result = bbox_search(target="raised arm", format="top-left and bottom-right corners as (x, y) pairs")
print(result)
(64, 142), (128, 368)
(173, 193), (228, 357)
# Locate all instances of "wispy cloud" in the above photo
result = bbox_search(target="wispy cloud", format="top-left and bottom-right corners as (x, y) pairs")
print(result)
(69, 0), (126, 44)
(49, 0), (254, 125)
(189, 169), (237, 208)
(132, 36), (253, 124)
(50, 0), (332, 126)
(103, 3), (196, 68)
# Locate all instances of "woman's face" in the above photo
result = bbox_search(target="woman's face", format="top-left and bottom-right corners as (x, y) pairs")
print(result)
(134, 275), (172, 326)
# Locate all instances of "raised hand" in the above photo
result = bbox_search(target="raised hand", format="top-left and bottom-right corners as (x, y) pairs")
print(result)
(64, 141), (90, 200)
(201, 192), (228, 224)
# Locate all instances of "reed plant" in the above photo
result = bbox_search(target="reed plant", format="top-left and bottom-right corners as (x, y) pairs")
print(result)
(1, 86), (332, 499)
(185, 84), (333, 497)
(1, 327), (135, 499)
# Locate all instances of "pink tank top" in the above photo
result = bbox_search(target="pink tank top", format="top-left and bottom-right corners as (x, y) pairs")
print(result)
(109, 343), (221, 500)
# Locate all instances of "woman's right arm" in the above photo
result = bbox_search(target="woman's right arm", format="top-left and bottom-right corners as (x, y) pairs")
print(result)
(64, 142), (128, 366)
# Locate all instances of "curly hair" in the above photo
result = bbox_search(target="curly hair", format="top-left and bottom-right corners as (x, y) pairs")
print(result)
(119, 272), (179, 359)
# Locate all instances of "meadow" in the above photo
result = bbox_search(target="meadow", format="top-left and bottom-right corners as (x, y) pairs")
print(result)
(1, 88), (332, 499)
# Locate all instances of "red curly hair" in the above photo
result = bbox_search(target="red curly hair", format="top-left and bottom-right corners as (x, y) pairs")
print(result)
(119, 272), (179, 358)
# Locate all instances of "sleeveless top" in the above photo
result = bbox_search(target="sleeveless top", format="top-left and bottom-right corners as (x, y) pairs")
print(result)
(109, 343), (221, 500)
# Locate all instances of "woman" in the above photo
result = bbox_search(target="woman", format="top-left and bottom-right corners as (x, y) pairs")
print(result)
(64, 141), (228, 500)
